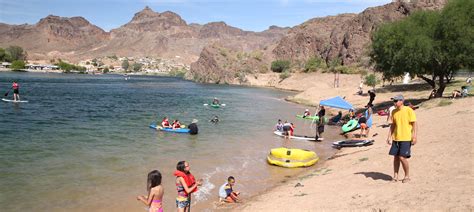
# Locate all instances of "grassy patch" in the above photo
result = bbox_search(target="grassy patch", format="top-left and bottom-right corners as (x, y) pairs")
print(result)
(359, 157), (369, 162)
(294, 193), (308, 197)
(438, 99), (453, 107)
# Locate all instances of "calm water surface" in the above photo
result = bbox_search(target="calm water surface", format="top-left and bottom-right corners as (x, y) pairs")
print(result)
(0, 72), (340, 211)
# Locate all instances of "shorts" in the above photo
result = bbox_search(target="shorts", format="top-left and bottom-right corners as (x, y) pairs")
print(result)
(13, 89), (19, 94)
(360, 123), (367, 129)
(389, 141), (412, 158)
(176, 198), (190, 208)
(317, 125), (324, 133)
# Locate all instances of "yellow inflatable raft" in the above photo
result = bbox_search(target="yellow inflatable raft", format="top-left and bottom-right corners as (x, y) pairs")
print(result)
(267, 147), (319, 168)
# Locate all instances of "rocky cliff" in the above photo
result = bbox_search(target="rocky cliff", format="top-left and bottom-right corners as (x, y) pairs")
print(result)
(0, 15), (109, 58)
(0, 6), (286, 64)
(274, 0), (447, 65)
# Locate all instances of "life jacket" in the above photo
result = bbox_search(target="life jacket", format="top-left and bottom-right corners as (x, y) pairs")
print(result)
(174, 123), (181, 128)
(173, 170), (197, 194)
(12, 82), (19, 90)
(162, 120), (170, 127)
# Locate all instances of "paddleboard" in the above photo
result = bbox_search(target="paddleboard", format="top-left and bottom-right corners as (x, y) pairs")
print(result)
(149, 124), (190, 133)
(332, 139), (374, 148)
(273, 131), (323, 141)
(2, 98), (28, 103)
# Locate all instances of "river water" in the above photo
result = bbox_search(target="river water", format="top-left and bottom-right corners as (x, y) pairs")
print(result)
(0, 72), (340, 211)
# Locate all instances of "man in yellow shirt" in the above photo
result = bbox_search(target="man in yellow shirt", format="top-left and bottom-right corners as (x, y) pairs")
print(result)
(387, 94), (417, 183)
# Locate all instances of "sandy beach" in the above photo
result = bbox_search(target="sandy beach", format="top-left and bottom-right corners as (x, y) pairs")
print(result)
(234, 73), (474, 211)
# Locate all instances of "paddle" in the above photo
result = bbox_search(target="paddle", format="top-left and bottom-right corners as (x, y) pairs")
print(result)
(4, 89), (10, 97)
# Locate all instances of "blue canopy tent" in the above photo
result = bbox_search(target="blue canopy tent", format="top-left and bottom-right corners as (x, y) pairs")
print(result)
(319, 96), (353, 110)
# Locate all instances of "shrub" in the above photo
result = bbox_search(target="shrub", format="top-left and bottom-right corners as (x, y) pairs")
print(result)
(280, 71), (291, 80)
(271, 60), (290, 73)
(364, 74), (379, 88)
(10, 60), (25, 70)
(304, 57), (326, 73)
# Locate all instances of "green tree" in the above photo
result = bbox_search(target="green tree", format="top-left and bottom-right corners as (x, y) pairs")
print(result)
(364, 74), (379, 89)
(132, 62), (143, 72)
(0, 48), (6, 61)
(370, 0), (474, 97)
(10, 60), (25, 70)
(121, 60), (129, 71)
(6, 46), (26, 61)
(271, 60), (290, 73)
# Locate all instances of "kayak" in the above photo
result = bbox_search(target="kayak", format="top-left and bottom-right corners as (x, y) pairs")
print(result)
(204, 103), (226, 108)
(2, 98), (28, 103)
(273, 131), (323, 141)
(332, 139), (374, 148)
(149, 124), (190, 133)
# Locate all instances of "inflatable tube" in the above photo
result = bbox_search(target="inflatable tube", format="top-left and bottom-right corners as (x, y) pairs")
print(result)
(149, 124), (190, 133)
(342, 119), (359, 133)
(210, 104), (220, 108)
(267, 147), (319, 168)
(332, 139), (374, 148)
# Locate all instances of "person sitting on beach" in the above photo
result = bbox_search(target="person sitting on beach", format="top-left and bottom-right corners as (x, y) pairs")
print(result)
(172, 120), (181, 129)
(212, 97), (220, 105)
(161, 117), (170, 128)
(329, 111), (343, 125)
(302, 109), (311, 118)
(137, 170), (164, 212)
(219, 176), (241, 203)
(461, 86), (469, 98)
(274, 119), (283, 132)
(210, 115), (219, 124)
(452, 90), (462, 99)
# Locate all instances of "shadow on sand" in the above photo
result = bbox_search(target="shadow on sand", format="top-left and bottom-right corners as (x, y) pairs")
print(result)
(354, 172), (392, 181)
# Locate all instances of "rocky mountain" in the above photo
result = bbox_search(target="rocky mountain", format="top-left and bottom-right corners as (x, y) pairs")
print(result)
(0, 15), (109, 59)
(187, 0), (448, 85)
(0, 6), (288, 64)
(274, 0), (447, 65)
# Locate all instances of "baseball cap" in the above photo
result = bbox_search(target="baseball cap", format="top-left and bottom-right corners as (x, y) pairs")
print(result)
(391, 94), (404, 101)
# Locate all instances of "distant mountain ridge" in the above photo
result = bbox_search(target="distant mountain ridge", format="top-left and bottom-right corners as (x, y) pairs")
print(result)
(0, 1), (447, 85)
(0, 6), (288, 64)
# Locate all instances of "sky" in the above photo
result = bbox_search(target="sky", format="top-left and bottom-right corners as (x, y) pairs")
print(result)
(0, 0), (392, 32)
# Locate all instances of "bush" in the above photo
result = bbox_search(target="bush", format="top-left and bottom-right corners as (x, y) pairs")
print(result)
(10, 60), (25, 70)
(271, 60), (290, 73)
(364, 74), (379, 88)
(304, 57), (326, 73)
(280, 71), (291, 80)
(169, 68), (187, 77)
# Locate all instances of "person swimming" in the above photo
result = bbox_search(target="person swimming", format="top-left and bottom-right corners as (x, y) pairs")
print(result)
(210, 115), (219, 124)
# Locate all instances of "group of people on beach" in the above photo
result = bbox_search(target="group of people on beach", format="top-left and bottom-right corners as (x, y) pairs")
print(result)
(137, 161), (240, 212)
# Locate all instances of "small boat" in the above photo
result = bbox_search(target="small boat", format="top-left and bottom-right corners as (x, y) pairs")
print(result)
(149, 124), (190, 133)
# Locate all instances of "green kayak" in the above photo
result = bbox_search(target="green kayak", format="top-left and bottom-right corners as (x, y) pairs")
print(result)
(210, 104), (220, 108)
